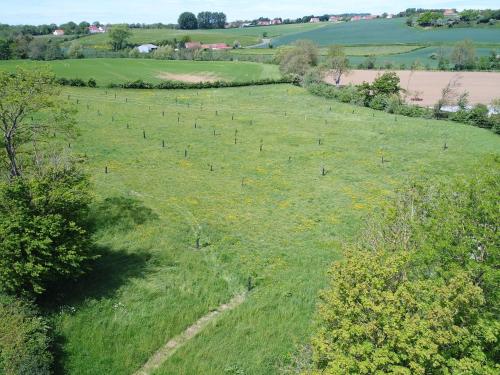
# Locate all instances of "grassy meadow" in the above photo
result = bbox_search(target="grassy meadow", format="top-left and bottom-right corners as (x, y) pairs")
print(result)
(0, 59), (281, 85)
(46, 84), (500, 375)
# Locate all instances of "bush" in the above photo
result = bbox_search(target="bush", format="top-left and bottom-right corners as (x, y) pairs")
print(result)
(310, 164), (500, 374)
(0, 166), (95, 296)
(56, 77), (98, 87)
(368, 94), (387, 110)
(0, 294), (52, 375)
(153, 45), (174, 60)
(108, 77), (296, 90)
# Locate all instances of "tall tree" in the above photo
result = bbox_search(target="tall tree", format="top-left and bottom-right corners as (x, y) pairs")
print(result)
(0, 68), (94, 297)
(108, 25), (132, 51)
(178, 12), (198, 30)
(451, 39), (476, 70)
(323, 45), (350, 86)
(277, 40), (319, 77)
(0, 68), (74, 178)
(0, 39), (10, 60)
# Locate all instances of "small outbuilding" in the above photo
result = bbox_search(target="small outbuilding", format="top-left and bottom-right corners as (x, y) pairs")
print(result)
(137, 44), (158, 53)
(53, 29), (65, 36)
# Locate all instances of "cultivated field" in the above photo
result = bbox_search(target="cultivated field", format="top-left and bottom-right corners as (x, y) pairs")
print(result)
(274, 18), (500, 46)
(332, 69), (500, 106)
(67, 23), (327, 49)
(49, 84), (500, 374)
(0, 59), (281, 85)
(348, 46), (498, 69)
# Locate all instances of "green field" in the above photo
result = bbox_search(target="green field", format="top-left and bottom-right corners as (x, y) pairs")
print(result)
(67, 23), (327, 49)
(274, 18), (500, 46)
(233, 45), (423, 56)
(349, 46), (498, 68)
(48, 84), (499, 374)
(0, 59), (281, 85)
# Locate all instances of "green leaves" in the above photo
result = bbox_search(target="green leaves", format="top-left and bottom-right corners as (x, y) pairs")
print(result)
(310, 160), (500, 374)
(0, 166), (94, 297)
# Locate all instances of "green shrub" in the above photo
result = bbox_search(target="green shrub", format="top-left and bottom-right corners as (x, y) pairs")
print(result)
(468, 104), (493, 128)
(368, 94), (387, 110)
(0, 294), (52, 375)
(0, 166), (95, 296)
(310, 163), (500, 374)
(107, 77), (296, 90)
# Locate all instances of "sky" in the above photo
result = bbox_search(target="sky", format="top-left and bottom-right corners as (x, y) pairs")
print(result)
(3, 1), (498, 25)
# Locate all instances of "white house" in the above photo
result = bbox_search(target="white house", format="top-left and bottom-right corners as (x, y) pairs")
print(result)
(53, 29), (65, 36)
(137, 44), (158, 53)
(310, 17), (321, 23)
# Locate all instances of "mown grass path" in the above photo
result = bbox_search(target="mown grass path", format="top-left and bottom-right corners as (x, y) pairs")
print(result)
(134, 293), (246, 375)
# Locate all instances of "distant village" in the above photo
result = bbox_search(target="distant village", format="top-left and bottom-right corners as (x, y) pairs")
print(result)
(47, 8), (467, 55)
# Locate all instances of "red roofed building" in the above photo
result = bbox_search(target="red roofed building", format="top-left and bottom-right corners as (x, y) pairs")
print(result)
(185, 42), (202, 49)
(443, 9), (458, 17)
(201, 43), (231, 50)
(53, 29), (65, 36)
(88, 25), (106, 34)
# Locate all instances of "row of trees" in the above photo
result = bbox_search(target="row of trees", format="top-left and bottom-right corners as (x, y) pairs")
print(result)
(409, 9), (500, 27)
(178, 11), (227, 30)
(0, 35), (65, 60)
(0, 69), (96, 373)
(0, 21), (105, 38)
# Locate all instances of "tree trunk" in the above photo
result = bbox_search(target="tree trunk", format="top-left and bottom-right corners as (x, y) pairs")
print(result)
(4, 134), (20, 178)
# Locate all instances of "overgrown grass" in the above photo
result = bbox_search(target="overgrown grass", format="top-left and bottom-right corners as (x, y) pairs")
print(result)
(0, 59), (282, 85)
(49, 84), (499, 374)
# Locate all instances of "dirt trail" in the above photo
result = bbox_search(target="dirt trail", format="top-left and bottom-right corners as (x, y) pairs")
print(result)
(133, 293), (246, 375)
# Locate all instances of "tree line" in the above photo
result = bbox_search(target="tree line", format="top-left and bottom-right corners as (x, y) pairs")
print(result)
(178, 11), (227, 30)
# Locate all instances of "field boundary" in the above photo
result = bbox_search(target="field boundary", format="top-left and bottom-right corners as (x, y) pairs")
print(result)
(133, 293), (247, 375)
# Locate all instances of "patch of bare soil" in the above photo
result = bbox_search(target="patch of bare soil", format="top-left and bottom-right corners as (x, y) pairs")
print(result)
(133, 293), (246, 375)
(156, 72), (221, 83)
(327, 70), (500, 106)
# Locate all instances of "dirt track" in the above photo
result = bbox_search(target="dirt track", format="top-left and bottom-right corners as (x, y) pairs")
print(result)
(327, 70), (500, 106)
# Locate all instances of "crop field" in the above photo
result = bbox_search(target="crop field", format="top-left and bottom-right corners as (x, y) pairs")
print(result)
(47, 84), (500, 375)
(274, 18), (500, 46)
(67, 23), (327, 49)
(233, 45), (423, 56)
(0, 59), (281, 85)
(349, 46), (498, 68)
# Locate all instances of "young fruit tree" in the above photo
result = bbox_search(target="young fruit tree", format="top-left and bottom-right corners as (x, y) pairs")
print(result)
(323, 45), (350, 86)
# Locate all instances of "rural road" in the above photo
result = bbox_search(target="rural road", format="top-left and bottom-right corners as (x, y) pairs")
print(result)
(245, 38), (272, 49)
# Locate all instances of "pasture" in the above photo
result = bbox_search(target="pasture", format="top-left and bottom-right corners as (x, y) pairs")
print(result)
(274, 18), (500, 46)
(0, 59), (281, 85)
(48, 84), (500, 374)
